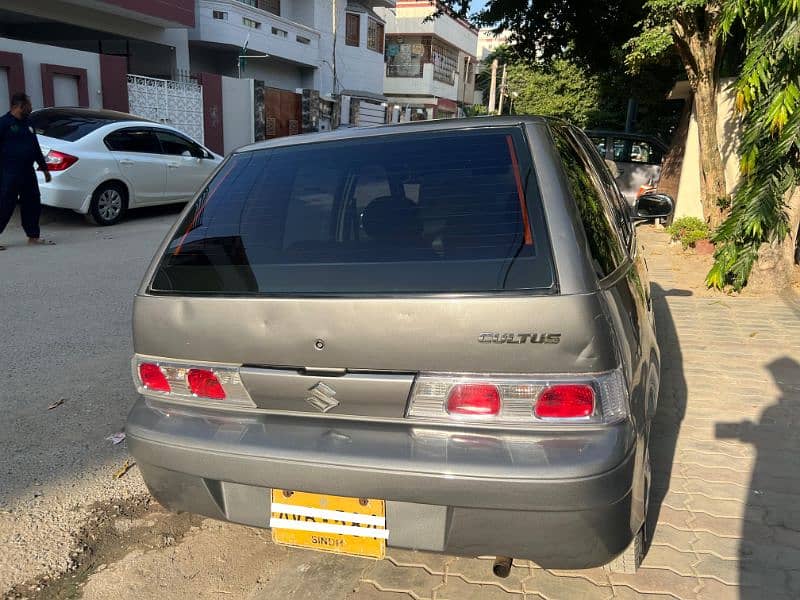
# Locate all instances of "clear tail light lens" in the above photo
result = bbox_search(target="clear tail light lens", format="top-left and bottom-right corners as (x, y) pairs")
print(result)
(45, 150), (79, 172)
(534, 385), (595, 419)
(187, 369), (226, 400)
(133, 356), (254, 408)
(407, 370), (627, 424)
(446, 384), (501, 417)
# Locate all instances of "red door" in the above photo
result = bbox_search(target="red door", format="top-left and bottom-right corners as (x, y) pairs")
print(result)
(265, 87), (302, 139)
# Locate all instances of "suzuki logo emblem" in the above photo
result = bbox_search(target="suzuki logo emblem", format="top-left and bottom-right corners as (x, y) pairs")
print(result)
(306, 382), (340, 413)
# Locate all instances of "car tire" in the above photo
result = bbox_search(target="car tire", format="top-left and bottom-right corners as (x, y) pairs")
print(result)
(87, 182), (128, 226)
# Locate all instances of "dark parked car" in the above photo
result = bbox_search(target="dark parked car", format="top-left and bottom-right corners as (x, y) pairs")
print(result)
(587, 130), (669, 205)
(127, 117), (673, 575)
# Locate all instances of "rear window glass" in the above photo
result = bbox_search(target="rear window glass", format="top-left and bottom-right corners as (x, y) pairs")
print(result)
(30, 113), (110, 141)
(151, 128), (555, 295)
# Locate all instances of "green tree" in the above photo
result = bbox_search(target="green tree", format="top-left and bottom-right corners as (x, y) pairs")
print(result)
(706, 0), (800, 290)
(442, 0), (728, 226)
(625, 0), (730, 228)
(503, 59), (602, 126)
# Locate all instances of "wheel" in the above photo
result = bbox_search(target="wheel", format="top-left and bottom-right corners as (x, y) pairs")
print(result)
(87, 182), (127, 226)
(606, 443), (651, 575)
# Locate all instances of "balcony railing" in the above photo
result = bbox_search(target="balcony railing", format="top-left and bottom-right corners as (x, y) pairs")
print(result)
(386, 63), (423, 78)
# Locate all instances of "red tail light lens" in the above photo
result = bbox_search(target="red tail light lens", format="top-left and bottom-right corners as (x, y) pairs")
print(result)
(139, 363), (171, 393)
(187, 369), (226, 400)
(45, 150), (79, 172)
(535, 385), (595, 419)
(446, 384), (501, 416)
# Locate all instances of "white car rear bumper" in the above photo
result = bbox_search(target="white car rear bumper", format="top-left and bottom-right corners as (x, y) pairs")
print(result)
(38, 173), (92, 214)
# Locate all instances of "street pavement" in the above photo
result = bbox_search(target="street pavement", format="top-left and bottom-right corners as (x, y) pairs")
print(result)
(2, 212), (799, 599)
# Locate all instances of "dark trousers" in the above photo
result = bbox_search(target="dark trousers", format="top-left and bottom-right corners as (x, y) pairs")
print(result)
(0, 168), (41, 239)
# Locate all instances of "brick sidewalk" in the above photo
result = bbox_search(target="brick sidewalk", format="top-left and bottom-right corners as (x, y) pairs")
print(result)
(344, 228), (800, 600)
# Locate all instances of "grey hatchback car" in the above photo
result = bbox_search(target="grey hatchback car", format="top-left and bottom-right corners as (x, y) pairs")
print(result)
(127, 117), (673, 575)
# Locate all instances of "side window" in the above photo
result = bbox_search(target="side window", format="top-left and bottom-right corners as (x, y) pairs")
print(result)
(156, 131), (205, 158)
(552, 127), (627, 278)
(612, 137), (632, 162)
(629, 140), (663, 165)
(589, 135), (607, 158)
(572, 131), (632, 248)
(104, 129), (161, 154)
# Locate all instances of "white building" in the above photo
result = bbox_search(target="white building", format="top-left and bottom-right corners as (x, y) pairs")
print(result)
(190, 0), (393, 131)
(0, 0), (393, 153)
(477, 27), (511, 60)
(377, 0), (478, 121)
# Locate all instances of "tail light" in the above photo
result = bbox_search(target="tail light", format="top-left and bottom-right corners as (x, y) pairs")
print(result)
(407, 371), (627, 424)
(139, 363), (171, 393)
(534, 385), (595, 419)
(187, 369), (226, 400)
(446, 384), (501, 417)
(45, 150), (79, 172)
(133, 356), (254, 408)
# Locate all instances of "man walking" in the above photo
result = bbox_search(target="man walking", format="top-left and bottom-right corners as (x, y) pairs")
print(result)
(0, 93), (54, 250)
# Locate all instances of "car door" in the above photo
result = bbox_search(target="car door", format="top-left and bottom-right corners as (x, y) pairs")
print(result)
(611, 136), (665, 205)
(104, 128), (167, 206)
(154, 130), (217, 203)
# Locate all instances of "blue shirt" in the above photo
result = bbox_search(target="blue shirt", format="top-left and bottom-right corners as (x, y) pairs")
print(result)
(0, 112), (47, 173)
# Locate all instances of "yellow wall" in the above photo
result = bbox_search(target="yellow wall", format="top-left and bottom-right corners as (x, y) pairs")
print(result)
(675, 78), (743, 220)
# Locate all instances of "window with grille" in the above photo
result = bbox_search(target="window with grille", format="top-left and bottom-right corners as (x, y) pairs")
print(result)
(243, 17), (261, 29)
(385, 38), (425, 77)
(262, 0), (280, 15)
(432, 42), (457, 84)
(346, 13), (360, 47)
(367, 19), (384, 53)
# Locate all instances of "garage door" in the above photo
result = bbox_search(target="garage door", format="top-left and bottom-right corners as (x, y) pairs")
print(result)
(357, 100), (386, 127)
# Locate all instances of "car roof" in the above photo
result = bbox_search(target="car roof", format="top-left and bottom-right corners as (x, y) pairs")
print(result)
(31, 107), (156, 124)
(236, 116), (559, 153)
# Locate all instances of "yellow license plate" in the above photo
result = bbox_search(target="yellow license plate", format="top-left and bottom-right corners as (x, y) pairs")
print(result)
(270, 490), (387, 559)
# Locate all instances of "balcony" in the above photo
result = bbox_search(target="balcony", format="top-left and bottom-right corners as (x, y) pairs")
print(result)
(384, 63), (458, 101)
(193, 0), (321, 68)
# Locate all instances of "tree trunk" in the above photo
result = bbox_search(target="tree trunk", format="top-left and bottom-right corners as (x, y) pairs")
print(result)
(673, 4), (729, 230)
(693, 75), (728, 229)
(746, 188), (800, 292)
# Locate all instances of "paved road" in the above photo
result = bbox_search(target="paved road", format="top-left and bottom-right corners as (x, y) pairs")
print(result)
(3, 216), (800, 599)
(0, 206), (177, 592)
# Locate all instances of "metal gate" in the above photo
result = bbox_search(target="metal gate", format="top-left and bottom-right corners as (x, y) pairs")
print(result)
(127, 74), (204, 143)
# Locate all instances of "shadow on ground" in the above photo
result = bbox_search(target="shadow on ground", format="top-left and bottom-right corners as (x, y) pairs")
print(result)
(38, 204), (185, 229)
(647, 284), (689, 545)
(717, 357), (800, 599)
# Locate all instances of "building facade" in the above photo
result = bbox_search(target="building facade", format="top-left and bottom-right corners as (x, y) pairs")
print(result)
(377, 0), (478, 122)
(0, 0), (392, 154)
(190, 0), (392, 132)
(476, 27), (511, 60)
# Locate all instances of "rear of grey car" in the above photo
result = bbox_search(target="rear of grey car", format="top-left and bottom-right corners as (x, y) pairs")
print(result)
(127, 118), (664, 574)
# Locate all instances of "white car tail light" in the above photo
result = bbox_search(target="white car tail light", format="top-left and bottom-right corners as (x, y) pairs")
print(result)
(133, 356), (255, 408)
(45, 150), (79, 172)
(407, 370), (627, 424)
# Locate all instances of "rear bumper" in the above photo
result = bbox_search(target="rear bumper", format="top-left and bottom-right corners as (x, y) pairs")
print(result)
(127, 398), (643, 568)
(38, 175), (91, 213)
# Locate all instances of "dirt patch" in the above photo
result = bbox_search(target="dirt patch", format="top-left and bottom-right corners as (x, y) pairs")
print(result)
(3, 497), (202, 600)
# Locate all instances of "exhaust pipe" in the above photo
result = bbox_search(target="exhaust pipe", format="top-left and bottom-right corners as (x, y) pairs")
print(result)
(492, 556), (513, 578)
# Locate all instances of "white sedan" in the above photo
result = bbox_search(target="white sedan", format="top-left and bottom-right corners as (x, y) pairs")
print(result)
(30, 108), (222, 225)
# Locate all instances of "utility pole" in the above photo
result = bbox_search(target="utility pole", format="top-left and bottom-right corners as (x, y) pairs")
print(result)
(488, 59), (498, 114)
(498, 64), (507, 115)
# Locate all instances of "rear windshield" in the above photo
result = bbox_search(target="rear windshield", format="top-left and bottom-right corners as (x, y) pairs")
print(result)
(30, 113), (111, 141)
(151, 128), (555, 295)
